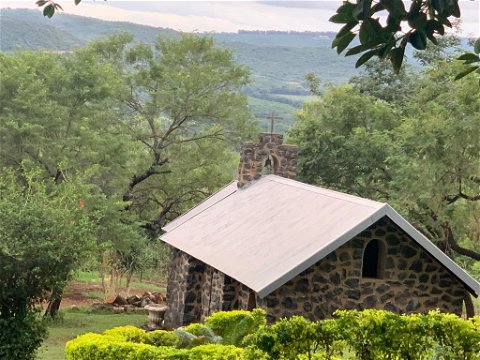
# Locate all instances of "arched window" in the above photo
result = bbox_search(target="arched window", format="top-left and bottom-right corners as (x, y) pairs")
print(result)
(362, 239), (385, 278)
(261, 154), (279, 175)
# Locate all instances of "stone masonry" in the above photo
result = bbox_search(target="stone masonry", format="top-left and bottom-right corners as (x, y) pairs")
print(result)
(164, 249), (225, 328)
(164, 248), (190, 328)
(222, 275), (254, 311)
(165, 216), (467, 327)
(237, 133), (298, 188)
(259, 216), (467, 322)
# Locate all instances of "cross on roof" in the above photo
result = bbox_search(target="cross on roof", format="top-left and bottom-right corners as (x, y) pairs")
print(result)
(266, 111), (283, 134)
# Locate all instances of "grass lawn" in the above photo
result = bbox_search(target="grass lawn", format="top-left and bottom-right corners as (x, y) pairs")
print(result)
(38, 310), (147, 360)
(37, 271), (165, 360)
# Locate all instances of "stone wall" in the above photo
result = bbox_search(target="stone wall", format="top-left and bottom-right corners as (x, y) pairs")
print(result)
(222, 275), (254, 311)
(164, 249), (226, 327)
(238, 133), (298, 188)
(200, 266), (225, 322)
(164, 248), (191, 328)
(166, 217), (468, 326)
(261, 217), (466, 322)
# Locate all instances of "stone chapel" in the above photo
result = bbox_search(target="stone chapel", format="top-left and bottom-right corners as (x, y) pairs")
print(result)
(161, 133), (480, 328)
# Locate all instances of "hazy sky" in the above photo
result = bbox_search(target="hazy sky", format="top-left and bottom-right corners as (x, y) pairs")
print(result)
(2, 1), (479, 36)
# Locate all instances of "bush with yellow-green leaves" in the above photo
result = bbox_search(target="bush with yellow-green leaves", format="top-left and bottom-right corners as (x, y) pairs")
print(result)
(65, 309), (480, 360)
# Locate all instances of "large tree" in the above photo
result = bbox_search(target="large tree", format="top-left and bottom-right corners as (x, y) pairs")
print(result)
(1, 33), (256, 316)
(289, 60), (480, 267)
(85, 33), (255, 236)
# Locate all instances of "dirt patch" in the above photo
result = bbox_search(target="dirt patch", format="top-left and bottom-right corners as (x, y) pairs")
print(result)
(59, 281), (166, 309)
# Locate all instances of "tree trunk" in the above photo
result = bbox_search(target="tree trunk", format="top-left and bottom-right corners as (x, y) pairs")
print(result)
(463, 291), (475, 319)
(44, 287), (63, 318)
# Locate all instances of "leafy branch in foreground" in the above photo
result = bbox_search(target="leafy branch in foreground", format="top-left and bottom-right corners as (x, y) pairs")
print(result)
(455, 38), (480, 82)
(330, 0), (463, 73)
(36, 0), (101, 18)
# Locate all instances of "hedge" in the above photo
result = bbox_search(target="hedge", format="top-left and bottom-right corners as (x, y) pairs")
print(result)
(65, 333), (242, 360)
(65, 309), (480, 360)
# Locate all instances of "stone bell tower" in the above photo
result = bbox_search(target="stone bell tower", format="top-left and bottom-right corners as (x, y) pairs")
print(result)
(237, 132), (298, 188)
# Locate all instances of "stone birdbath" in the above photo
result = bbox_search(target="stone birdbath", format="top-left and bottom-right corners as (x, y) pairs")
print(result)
(144, 304), (168, 330)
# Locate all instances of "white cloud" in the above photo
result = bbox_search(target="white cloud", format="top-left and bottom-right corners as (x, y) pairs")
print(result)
(1, 0), (478, 35)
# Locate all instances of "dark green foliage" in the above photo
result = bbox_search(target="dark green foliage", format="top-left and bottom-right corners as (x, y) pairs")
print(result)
(0, 168), (97, 359)
(330, 0), (466, 73)
(456, 38), (480, 82)
(0, 310), (47, 360)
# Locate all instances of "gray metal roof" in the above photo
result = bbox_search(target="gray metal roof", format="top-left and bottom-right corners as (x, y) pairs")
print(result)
(161, 175), (480, 298)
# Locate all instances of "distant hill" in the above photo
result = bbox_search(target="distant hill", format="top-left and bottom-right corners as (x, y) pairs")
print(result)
(0, 8), (360, 131)
(0, 11), (82, 51)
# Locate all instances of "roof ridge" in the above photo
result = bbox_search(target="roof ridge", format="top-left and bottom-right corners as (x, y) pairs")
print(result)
(265, 175), (384, 209)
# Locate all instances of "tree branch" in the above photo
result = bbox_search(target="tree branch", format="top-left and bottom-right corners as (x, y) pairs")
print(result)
(445, 192), (480, 204)
(444, 224), (480, 261)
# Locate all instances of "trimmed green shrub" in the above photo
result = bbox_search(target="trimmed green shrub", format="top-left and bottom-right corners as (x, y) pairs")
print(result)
(66, 332), (190, 360)
(427, 311), (480, 359)
(246, 315), (343, 360)
(66, 331), (244, 360)
(145, 330), (182, 348)
(103, 325), (147, 343)
(205, 308), (266, 346)
(183, 323), (222, 344)
(188, 344), (243, 359)
(65, 310), (480, 360)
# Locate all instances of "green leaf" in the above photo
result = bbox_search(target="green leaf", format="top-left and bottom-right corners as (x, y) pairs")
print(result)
(409, 30), (427, 50)
(440, 17), (452, 28)
(74, 0), (82, 5)
(426, 33), (438, 46)
(378, 44), (391, 59)
(431, 0), (444, 14)
(380, 0), (407, 18)
(369, 2), (385, 16)
(337, 2), (357, 15)
(390, 47), (405, 73)
(337, 22), (358, 40)
(331, 2), (357, 24)
(330, 13), (353, 24)
(386, 15), (401, 32)
(359, 18), (383, 46)
(355, 49), (378, 68)
(451, 1), (461, 18)
(408, 12), (427, 30)
(346, 45), (366, 56)
(335, 32), (356, 54)
(454, 66), (479, 80)
(474, 38), (480, 54)
(425, 19), (445, 36)
(35, 0), (47, 6)
(457, 53), (480, 62)
(43, 4), (55, 18)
